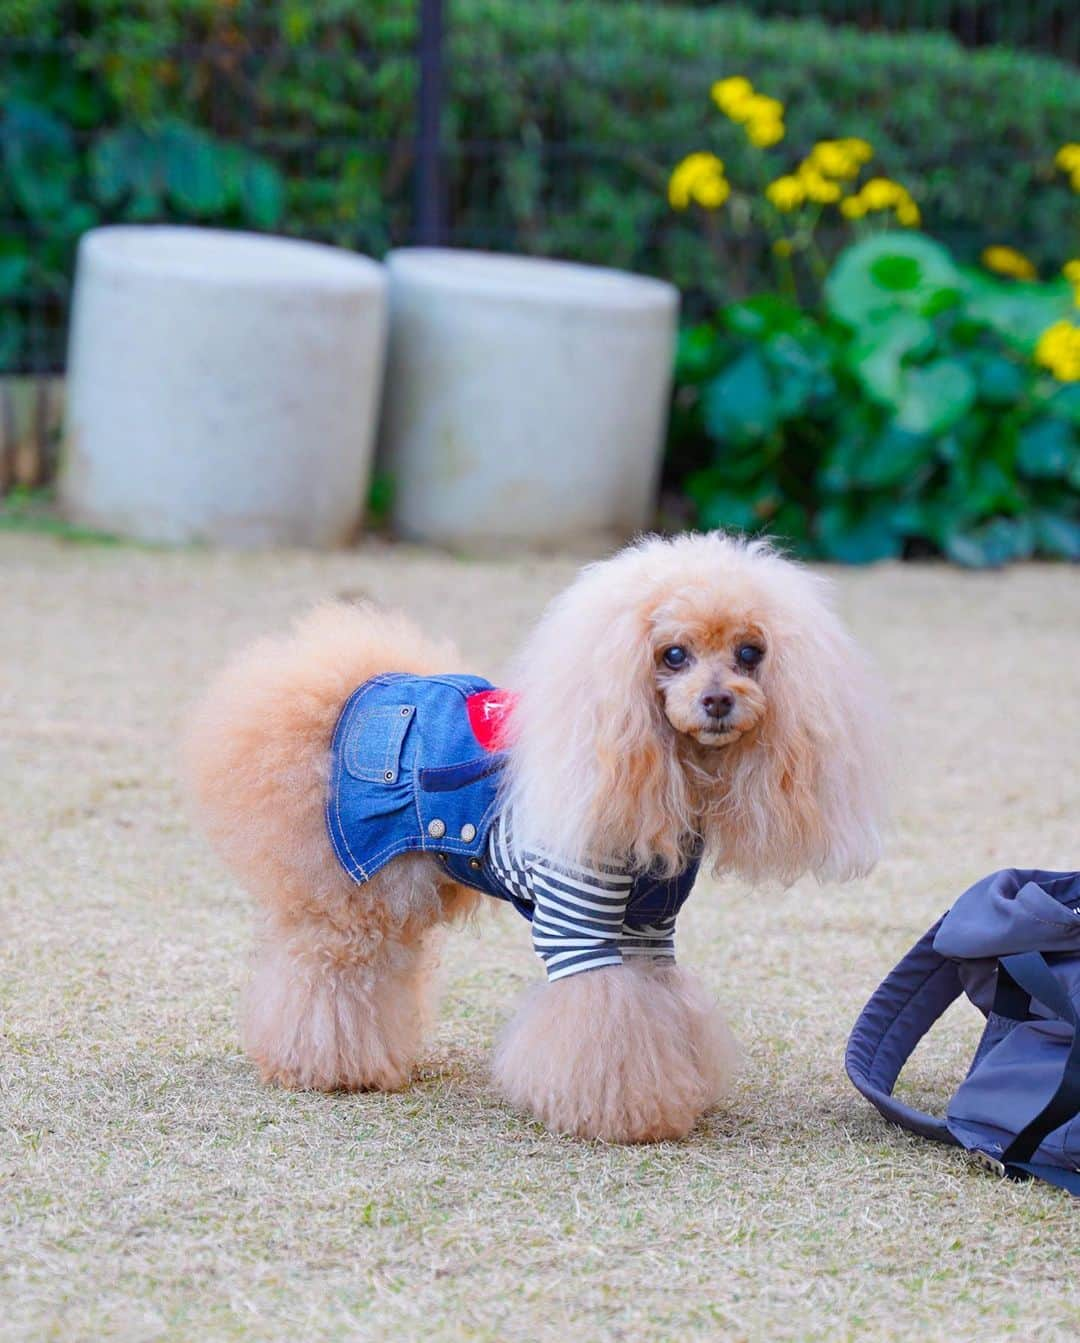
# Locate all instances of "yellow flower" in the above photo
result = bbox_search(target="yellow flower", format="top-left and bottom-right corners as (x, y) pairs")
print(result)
(737, 94), (784, 125)
(860, 177), (905, 210)
(840, 177), (919, 225)
(1072, 167), (1080, 193)
(1035, 320), (1080, 381)
(765, 174), (805, 211)
(1064, 260), (1080, 283)
(711, 76), (754, 117)
(694, 174), (732, 208)
(896, 199), (921, 227)
(747, 116), (785, 148)
(808, 140), (861, 180)
(711, 82), (786, 148)
(772, 239), (794, 258)
(981, 245), (1037, 281)
(840, 138), (874, 164)
(667, 152), (730, 211)
(798, 166), (841, 204)
(1055, 143), (1080, 172)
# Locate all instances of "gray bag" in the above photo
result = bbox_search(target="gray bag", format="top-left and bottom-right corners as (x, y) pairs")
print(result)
(846, 868), (1080, 1195)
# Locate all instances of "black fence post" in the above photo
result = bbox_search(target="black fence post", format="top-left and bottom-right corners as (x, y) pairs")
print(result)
(416, 0), (446, 246)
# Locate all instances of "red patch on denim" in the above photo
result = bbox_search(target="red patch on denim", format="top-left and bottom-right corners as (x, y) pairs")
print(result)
(466, 688), (517, 752)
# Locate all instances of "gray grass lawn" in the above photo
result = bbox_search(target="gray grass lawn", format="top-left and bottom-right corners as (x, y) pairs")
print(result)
(2, 533), (1078, 1342)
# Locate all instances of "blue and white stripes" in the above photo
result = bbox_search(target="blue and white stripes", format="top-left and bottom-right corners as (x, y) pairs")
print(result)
(486, 811), (677, 982)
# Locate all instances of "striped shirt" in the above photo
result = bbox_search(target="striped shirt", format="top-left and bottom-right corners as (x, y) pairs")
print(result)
(486, 810), (678, 982)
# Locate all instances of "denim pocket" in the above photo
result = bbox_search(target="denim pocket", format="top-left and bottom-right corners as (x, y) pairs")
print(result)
(343, 703), (415, 783)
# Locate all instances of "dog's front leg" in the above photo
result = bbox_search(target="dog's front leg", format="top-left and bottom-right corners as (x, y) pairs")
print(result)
(492, 960), (737, 1142)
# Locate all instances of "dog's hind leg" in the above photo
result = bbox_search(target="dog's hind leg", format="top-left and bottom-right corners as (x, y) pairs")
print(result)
(240, 858), (476, 1093)
(242, 903), (433, 1092)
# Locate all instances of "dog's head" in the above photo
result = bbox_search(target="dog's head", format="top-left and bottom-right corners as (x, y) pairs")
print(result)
(504, 532), (887, 885)
(649, 583), (769, 750)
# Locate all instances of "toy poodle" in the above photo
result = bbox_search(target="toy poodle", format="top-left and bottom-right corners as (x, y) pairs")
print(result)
(184, 532), (886, 1143)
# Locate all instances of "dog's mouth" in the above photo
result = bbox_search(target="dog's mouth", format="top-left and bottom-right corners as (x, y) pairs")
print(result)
(692, 722), (744, 747)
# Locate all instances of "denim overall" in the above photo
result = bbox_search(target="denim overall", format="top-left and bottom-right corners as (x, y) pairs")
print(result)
(325, 672), (701, 923)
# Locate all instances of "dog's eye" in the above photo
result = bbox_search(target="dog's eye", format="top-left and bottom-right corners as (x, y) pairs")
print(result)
(736, 643), (765, 669)
(662, 646), (690, 670)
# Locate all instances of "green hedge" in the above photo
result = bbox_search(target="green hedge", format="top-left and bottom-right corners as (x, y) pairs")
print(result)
(2, 1), (1079, 369)
(446, 3), (1080, 295)
(649, 0), (1080, 61)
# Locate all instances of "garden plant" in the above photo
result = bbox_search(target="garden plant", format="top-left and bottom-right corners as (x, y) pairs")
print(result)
(666, 78), (1080, 565)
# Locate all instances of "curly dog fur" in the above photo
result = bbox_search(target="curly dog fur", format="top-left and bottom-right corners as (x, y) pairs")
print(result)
(184, 533), (885, 1141)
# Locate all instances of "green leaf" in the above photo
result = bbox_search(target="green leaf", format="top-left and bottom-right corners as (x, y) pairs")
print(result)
(366, 470), (394, 526)
(815, 501), (903, 563)
(724, 294), (803, 339)
(162, 125), (231, 215)
(1046, 384), (1080, 427)
(964, 456), (1026, 515)
(958, 269), (1073, 354)
(945, 517), (1035, 568)
(768, 502), (813, 550)
(974, 354), (1028, 407)
(675, 324), (720, 381)
(1016, 418), (1075, 479)
(847, 312), (935, 406)
(282, 1), (313, 44)
(826, 232), (961, 329)
(891, 496), (958, 548)
(895, 358), (977, 435)
(685, 468), (766, 533)
(702, 351), (776, 445)
(90, 126), (164, 210)
(1, 100), (78, 219)
(1032, 511), (1080, 560)
(697, 491), (763, 533)
(239, 158), (285, 229)
(850, 425), (932, 489)
(765, 331), (836, 419)
(0, 238), (29, 296)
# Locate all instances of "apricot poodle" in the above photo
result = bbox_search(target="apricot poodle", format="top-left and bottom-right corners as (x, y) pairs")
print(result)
(184, 532), (886, 1142)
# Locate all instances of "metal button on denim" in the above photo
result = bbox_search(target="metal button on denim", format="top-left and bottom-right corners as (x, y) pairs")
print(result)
(460, 823), (477, 842)
(428, 818), (446, 839)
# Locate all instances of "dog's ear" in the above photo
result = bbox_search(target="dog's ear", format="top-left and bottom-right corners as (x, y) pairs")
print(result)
(578, 602), (691, 873)
(503, 561), (690, 873)
(716, 563), (887, 885)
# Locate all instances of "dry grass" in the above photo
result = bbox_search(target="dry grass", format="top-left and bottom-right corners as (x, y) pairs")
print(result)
(1, 533), (1078, 1342)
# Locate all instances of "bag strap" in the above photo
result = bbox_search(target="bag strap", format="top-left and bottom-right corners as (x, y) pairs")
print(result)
(993, 952), (1080, 1183)
(847, 929), (1080, 1195)
(844, 915), (963, 1146)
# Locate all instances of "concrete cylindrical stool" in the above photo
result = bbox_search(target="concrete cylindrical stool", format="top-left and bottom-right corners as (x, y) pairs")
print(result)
(61, 226), (387, 547)
(380, 249), (679, 549)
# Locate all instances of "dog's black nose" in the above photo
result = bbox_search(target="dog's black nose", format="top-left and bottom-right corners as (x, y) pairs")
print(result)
(701, 691), (735, 720)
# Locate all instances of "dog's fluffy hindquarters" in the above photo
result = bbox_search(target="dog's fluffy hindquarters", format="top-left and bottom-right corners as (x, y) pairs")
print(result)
(184, 533), (886, 1141)
(183, 604), (476, 1092)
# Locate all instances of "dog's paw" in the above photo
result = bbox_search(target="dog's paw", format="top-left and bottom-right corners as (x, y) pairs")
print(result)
(492, 961), (737, 1142)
